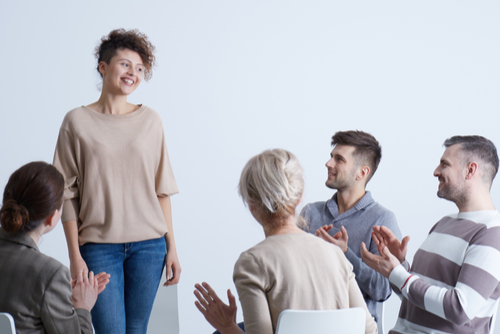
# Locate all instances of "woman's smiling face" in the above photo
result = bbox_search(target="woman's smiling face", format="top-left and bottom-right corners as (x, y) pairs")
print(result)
(99, 48), (144, 96)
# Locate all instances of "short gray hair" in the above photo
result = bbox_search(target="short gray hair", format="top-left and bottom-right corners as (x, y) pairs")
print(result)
(238, 149), (304, 225)
(444, 135), (499, 185)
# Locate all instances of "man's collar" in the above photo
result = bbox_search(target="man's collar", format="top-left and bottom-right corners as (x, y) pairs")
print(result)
(327, 191), (374, 216)
(0, 229), (39, 251)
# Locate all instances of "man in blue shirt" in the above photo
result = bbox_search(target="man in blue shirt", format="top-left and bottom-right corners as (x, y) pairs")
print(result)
(300, 130), (401, 322)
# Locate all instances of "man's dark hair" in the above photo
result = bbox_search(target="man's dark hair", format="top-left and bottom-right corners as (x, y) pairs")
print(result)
(331, 130), (382, 183)
(444, 135), (499, 185)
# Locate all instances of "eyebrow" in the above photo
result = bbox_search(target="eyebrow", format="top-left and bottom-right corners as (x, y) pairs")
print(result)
(331, 153), (345, 160)
(118, 58), (144, 66)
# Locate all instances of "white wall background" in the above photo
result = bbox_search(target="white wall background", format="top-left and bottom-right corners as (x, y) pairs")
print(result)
(1, 1), (500, 333)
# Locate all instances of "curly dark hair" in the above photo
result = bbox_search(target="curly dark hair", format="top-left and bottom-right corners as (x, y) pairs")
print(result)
(94, 28), (156, 81)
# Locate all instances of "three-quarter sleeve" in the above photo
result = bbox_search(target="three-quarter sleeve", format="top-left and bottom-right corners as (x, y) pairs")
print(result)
(155, 125), (179, 197)
(53, 125), (80, 223)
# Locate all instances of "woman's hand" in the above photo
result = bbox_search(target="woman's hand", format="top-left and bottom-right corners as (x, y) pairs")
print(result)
(164, 249), (181, 286)
(71, 270), (99, 311)
(70, 256), (88, 280)
(72, 272), (110, 295)
(194, 282), (241, 334)
(94, 272), (111, 294)
(158, 195), (181, 286)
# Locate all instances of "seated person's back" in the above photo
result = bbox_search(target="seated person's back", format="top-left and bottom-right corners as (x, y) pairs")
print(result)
(235, 232), (369, 333)
(0, 161), (108, 334)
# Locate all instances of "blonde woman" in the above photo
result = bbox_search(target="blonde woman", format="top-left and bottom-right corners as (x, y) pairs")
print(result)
(194, 149), (377, 334)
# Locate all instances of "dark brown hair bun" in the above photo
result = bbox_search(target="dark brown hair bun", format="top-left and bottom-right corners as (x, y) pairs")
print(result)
(0, 199), (30, 232)
(0, 162), (64, 233)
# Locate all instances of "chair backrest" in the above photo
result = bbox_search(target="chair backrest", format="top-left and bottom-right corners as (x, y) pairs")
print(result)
(0, 313), (16, 334)
(275, 308), (365, 334)
(377, 302), (385, 334)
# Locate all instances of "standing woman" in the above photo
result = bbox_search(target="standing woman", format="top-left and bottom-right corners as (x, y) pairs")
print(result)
(53, 29), (180, 334)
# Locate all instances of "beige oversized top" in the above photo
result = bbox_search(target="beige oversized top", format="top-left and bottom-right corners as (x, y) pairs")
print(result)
(53, 105), (179, 245)
(233, 233), (377, 334)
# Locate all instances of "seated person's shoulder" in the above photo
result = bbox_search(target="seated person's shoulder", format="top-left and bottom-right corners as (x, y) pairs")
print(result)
(24, 249), (69, 282)
(366, 201), (399, 227)
(304, 200), (328, 212)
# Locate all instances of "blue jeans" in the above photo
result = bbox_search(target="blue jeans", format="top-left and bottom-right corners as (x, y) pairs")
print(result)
(80, 237), (166, 334)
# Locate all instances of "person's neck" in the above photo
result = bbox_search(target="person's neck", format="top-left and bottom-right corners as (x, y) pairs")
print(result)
(336, 187), (366, 215)
(26, 228), (43, 245)
(263, 215), (304, 238)
(457, 188), (495, 213)
(91, 91), (131, 115)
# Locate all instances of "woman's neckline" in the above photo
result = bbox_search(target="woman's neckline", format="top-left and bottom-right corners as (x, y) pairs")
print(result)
(82, 104), (145, 118)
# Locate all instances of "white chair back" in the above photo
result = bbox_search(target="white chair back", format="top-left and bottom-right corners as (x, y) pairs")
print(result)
(275, 308), (365, 334)
(377, 302), (385, 334)
(0, 313), (16, 334)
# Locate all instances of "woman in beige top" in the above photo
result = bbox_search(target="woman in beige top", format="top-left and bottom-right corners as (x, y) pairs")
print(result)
(194, 149), (377, 334)
(53, 29), (180, 334)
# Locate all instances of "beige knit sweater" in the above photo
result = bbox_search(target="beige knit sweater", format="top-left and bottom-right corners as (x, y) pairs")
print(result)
(53, 105), (178, 245)
(233, 233), (377, 334)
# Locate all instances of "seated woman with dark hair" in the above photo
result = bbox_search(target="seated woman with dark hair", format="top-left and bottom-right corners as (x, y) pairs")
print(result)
(0, 161), (109, 334)
(194, 149), (377, 334)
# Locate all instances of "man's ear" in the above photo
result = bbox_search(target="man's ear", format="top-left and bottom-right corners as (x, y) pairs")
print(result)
(465, 161), (478, 180)
(357, 165), (370, 182)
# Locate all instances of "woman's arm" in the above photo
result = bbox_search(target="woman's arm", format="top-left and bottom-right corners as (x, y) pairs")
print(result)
(53, 120), (87, 279)
(64, 221), (110, 292)
(348, 272), (378, 334)
(233, 252), (274, 334)
(158, 195), (181, 286)
(63, 220), (88, 279)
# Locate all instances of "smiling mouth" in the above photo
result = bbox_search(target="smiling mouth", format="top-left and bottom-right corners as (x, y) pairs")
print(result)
(437, 178), (445, 188)
(122, 78), (134, 85)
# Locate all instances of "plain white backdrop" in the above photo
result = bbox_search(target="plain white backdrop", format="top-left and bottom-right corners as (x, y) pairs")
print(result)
(1, 1), (500, 333)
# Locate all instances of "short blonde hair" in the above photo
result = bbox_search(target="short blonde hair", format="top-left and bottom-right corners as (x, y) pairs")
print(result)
(238, 149), (304, 226)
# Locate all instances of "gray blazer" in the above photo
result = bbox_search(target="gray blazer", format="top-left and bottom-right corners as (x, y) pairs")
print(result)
(0, 229), (92, 334)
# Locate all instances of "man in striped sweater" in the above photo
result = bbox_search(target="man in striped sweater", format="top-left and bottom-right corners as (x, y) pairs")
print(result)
(361, 135), (500, 334)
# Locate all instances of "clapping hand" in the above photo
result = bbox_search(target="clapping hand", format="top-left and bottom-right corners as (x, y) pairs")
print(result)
(316, 225), (349, 253)
(194, 282), (241, 334)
